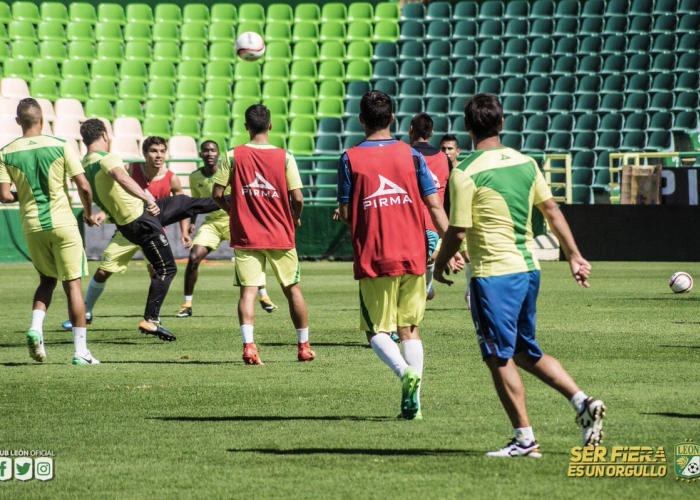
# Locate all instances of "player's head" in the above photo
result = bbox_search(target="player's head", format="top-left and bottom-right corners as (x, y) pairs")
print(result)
(142, 136), (167, 168)
(464, 93), (504, 144)
(16, 98), (43, 131)
(245, 104), (272, 136)
(359, 90), (394, 136)
(199, 140), (220, 168)
(408, 112), (434, 144)
(80, 118), (109, 150)
(440, 134), (461, 166)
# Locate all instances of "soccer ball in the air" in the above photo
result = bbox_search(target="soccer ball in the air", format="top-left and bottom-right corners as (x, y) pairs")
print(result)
(669, 272), (693, 293)
(235, 32), (266, 61)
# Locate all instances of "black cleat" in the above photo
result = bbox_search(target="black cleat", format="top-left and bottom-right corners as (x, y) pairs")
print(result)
(139, 320), (177, 342)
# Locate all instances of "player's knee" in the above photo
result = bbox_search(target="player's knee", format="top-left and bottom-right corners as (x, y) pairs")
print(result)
(39, 276), (58, 290)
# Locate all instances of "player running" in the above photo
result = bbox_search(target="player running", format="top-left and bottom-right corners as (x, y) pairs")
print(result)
(337, 91), (452, 420)
(440, 134), (472, 307)
(176, 139), (278, 318)
(212, 104), (314, 365)
(78, 118), (226, 341)
(0, 98), (100, 365)
(408, 113), (463, 301)
(61, 136), (189, 330)
(434, 93), (605, 457)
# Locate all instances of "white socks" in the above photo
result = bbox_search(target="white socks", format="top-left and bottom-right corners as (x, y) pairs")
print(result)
(30, 309), (46, 334)
(465, 263), (472, 285)
(73, 327), (88, 356)
(371, 334), (408, 378)
(258, 288), (267, 297)
(514, 426), (535, 446)
(241, 324), (254, 344)
(402, 339), (424, 404)
(85, 278), (106, 315)
(570, 391), (588, 413)
(183, 295), (193, 303)
(426, 263), (435, 294)
(297, 327), (309, 344)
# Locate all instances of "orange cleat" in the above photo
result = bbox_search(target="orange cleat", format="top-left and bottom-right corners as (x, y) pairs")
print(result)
(242, 342), (264, 365)
(297, 342), (316, 362)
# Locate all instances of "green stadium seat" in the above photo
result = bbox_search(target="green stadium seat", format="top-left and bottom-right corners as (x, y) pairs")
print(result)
(318, 80), (345, 101)
(373, 2), (398, 22)
(142, 117), (171, 139)
(429, 20), (453, 41)
(653, 14), (678, 34)
(181, 23), (207, 43)
(290, 81), (317, 100)
(208, 43), (235, 63)
(89, 79), (117, 102)
(622, 93), (650, 113)
(601, 74), (625, 94)
(12, 41), (40, 62)
(208, 22), (234, 44)
(38, 21), (66, 42)
(622, 112), (649, 132)
(452, 59), (478, 78)
(0, 2), (10, 25)
(453, 1), (478, 20)
(572, 132), (599, 152)
(582, 0), (606, 17)
(233, 80), (261, 101)
(503, 58), (528, 77)
(40, 2), (69, 24)
(372, 60), (397, 81)
(628, 15), (652, 35)
(183, 4), (210, 26)
(202, 117), (230, 138)
(239, 4), (265, 24)
(264, 22), (291, 43)
(344, 98), (362, 118)
(181, 42), (208, 63)
(177, 61), (205, 83)
(267, 4), (293, 25)
(346, 81), (370, 98)
(315, 135), (341, 154)
(148, 79), (176, 103)
(126, 4), (154, 26)
(231, 98), (258, 120)
(649, 92), (675, 112)
(603, 35), (628, 55)
(317, 98), (344, 119)
(400, 21), (425, 42)
(555, 0), (580, 18)
(266, 41), (292, 62)
(318, 117), (342, 136)
(98, 3), (125, 26)
(172, 117), (201, 139)
(652, 73), (677, 93)
(12, 2), (41, 23)
(524, 95), (550, 115)
(674, 91), (700, 112)
(234, 62), (261, 82)
(318, 40), (347, 61)
(88, 60), (118, 83)
(427, 59), (452, 79)
(505, 0), (530, 19)
(289, 98), (317, 119)
(124, 23), (152, 43)
(529, 18), (554, 38)
(261, 80), (288, 102)
(264, 97), (289, 119)
(551, 114), (575, 133)
(600, 93), (624, 113)
(152, 23), (179, 43)
(149, 61), (176, 83)
(211, 4), (237, 24)
(9, 21), (38, 42)
(69, 3), (97, 25)
(679, 33), (700, 54)
(318, 60), (345, 81)
(291, 40), (318, 61)
(145, 99), (172, 120)
(550, 95), (575, 114)
(374, 79), (398, 97)
(288, 135), (314, 155)
(347, 21), (372, 42)
(62, 60), (90, 83)
(347, 2), (373, 22)
(555, 36), (579, 56)
(39, 41), (66, 62)
(524, 115), (550, 133)
(677, 72), (699, 91)
(125, 42), (152, 64)
(651, 53), (677, 74)
(95, 21), (123, 43)
(649, 112), (674, 131)
(119, 79), (147, 102)
(320, 2), (346, 23)
(203, 99), (230, 120)
(84, 99), (114, 120)
(579, 55), (603, 75)
(631, 0), (654, 15)
(571, 168), (593, 187)
(526, 76), (553, 96)
(504, 38), (528, 58)
(598, 113), (624, 132)
(549, 76), (574, 96)
(204, 81), (232, 102)
(427, 40), (451, 61)
(92, 41), (122, 64)
(400, 41), (426, 62)
(479, 1), (504, 20)
(204, 61), (232, 83)
(627, 34), (652, 54)
(679, 0), (700, 13)
(4, 58), (32, 81)
(603, 55), (629, 75)
(450, 40), (477, 61)
(319, 21), (346, 42)
(115, 99), (145, 120)
(396, 97), (423, 117)
(548, 133), (573, 152)
(673, 111), (700, 133)
(503, 115), (525, 133)
(605, 17), (630, 37)
(677, 53), (700, 73)
(295, 4), (321, 24)
(648, 131), (673, 152)
(66, 21), (94, 42)
(478, 58), (504, 78)
(290, 60), (317, 82)
(292, 22), (319, 43)
(606, 0), (631, 16)
(621, 131), (648, 151)
(262, 60), (290, 82)
(503, 77), (527, 96)
(578, 17), (603, 36)
(0, 24), (10, 43)
(522, 133), (548, 153)
(267, 133), (287, 149)
(426, 79), (451, 98)
(236, 21), (264, 36)
(426, 96), (449, 116)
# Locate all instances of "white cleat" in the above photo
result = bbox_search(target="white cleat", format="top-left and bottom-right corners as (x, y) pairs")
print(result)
(72, 351), (100, 365)
(27, 330), (46, 363)
(576, 397), (606, 447)
(486, 439), (542, 458)
(465, 290), (471, 310)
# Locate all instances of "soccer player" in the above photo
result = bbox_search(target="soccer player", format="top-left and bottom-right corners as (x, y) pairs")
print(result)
(337, 91), (451, 420)
(78, 119), (226, 341)
(440, 134), (472, 307)
(408, 113), (462, 301)
(176, 140), (278, 318)
(434, 93), (605, 457)
(0, 98), (100, 365)
(62, 136), (188, 330)
(212, 104), (314, 365)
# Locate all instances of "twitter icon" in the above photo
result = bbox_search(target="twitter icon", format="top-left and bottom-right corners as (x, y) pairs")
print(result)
(14, 458), (32, 481)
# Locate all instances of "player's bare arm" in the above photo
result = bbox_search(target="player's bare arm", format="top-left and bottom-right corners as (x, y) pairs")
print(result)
(109, 166), (160, 217)
(422, 193), (449, 238)
(71, 172), (97, 227)
(171, 174), (192, 248)
(433, 226), (467, 286)
(0, 182), (18, 203)
(290, 189), (304, 227)
(537, 198), (591, 288)
(338, 203), (351, 228)
(212, 183), (231, 213)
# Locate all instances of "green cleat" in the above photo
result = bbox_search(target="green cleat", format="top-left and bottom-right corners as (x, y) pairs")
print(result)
(72, 351), (100, 365)
(27, 329), (46, 363)
(400, 367), (421, 419)
(397, 408), (423, 421)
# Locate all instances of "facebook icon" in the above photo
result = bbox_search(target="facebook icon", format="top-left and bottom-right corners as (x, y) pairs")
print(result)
(0, 458), (12, 481)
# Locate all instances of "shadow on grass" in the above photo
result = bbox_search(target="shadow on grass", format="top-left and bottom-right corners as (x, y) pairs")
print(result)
(260, 342), (370, 349)
(152, 415), (394, 422)
(228, 448), (484, 457)
(659, 344), (700, 349)
(643, 412), (700, 420)
(0, 362), (64, 367)
(42, 339), (140, 346)
(101, 360), (235, 365)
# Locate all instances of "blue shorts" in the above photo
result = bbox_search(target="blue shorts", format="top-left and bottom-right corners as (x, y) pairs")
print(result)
(470, 271), (543, 360)
(426, 230), (439, 259)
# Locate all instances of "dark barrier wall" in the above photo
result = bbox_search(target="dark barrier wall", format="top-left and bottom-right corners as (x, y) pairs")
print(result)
(560, 205), (700, 262)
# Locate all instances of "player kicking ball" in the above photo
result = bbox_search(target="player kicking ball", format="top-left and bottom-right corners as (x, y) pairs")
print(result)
(62, 136), (189, 330)
(176, 139), (277, 318)
(337, 91), (452, 420)
(213, 105), (314, 365)
(0, 98), (100, 365)
(434, 94), (605, 457)
(79, 119), (228, 341)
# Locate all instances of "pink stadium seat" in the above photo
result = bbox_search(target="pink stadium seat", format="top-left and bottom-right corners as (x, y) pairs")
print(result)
(52, 117), (82, 140)
(109, 136), (142, 160)
(113, 117), (144, 141)
(54, 98), (86, 121)
(36, 98), (56, 122)
(0, 98), (20, 119)
(0, 78), (31, 99)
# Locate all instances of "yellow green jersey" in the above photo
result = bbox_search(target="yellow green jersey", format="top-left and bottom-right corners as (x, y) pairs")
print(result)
(83, 151), (144, 226)
(213, 143), (303, 191)
(449, 147), (553, 278)
(189, 166), (230, 223)
(0, 135), (83, 234)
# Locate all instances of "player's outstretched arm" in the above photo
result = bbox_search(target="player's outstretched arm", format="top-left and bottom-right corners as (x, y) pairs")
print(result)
(212, 183), (231, 214)
(423, 193), (449, 238)
(537, 199), (591, 288)
(290, 189), (304, 227)
(109, 167), (160, 216)
(71, 173), (97, 226)
(170, 175), (192, 247)
(0, 183), (18, 203)
(338, 203), (352, 228)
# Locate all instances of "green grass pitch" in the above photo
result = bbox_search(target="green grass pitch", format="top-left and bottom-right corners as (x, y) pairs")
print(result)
(0, 260), (698, 499)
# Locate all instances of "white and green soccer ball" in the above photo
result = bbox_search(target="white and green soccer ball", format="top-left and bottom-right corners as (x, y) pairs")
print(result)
(669, 272), (693, 294)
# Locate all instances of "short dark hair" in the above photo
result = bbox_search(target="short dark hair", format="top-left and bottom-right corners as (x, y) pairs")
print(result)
(440, 134), (459, 145)
(360, 90), (393, 132)
(142, 136), (167, 155)
(464, 93), (503, 142)
(245, 104), (271, 135)
(16, 98), (42, 127)
(410, 112), (433, 141)
(200, 139), (220, 152)
(80, 118), (107, 146)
